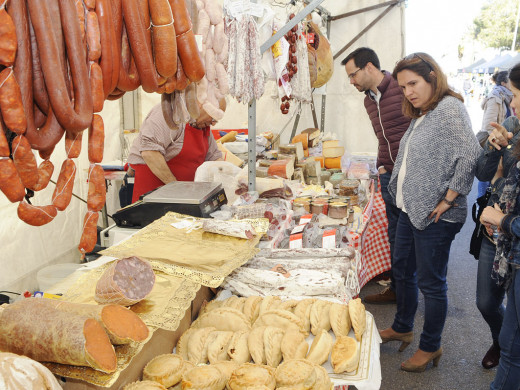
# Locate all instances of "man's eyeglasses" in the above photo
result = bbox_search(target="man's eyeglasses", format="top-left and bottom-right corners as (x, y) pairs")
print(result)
(348, 67), (364, 79)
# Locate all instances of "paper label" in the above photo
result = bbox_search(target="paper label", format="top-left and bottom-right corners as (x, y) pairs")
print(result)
(291, 223), (306, 235)
(194, 34), (203, 52)
(322, 229), (336, 249)
(171, 220), (194, 229)
(270, 264), (291, 278)
(305, 32), (315, 44)
(299, 214), (313, 224)
(289, 233), (303, 248)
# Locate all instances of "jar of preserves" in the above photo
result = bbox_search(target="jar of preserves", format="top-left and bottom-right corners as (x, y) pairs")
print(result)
(338, 179), (360, 196)
(328, 202), (348, 219)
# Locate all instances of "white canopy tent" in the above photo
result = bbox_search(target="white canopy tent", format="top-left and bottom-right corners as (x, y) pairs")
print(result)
(0, 0), (405, 293)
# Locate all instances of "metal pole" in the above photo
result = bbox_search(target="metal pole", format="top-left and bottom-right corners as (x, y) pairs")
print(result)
(248, 100), (257, 191)
(513, 0), (520, 51)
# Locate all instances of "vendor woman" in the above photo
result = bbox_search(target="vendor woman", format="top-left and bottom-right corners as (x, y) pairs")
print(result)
(127, 99), (225, 203)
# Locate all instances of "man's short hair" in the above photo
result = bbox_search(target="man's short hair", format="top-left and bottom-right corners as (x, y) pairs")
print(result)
(341, 47), (381, 70)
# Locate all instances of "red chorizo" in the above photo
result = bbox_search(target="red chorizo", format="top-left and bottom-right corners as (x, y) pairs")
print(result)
(175, 55), (188, 90)
(0, 157), (25, 202)
(65, 130), (83, 159)
(78, 211), (99, 258)
(150, 0), (177, 78)
(96, 0), (118, 97)
(0, 120), (8, 157)
(52, 158), (77, 211)
(117, 25), (140, 91)
(32, 160), (54, 191)
(86, 11), (102, 61)
(107, 87), (126, 100)
(29, 19), (49, 114)
(88, 114), (105, 163)
(87, 164), (106, 212)
(177, 29), (205, 82)
(39, 146), (55, 160)
(0, 6), (17, 66)
(169, 0), (192, 35)
(122, 0), (158, 93)
(17, 201), (57, 226)
(28, 0), (93, 132)
(0, 68), (27, 135)
(12, 135), (38, 190)
(90, 61), (105, 113)
(84, 0), (96, 10)
(75, 0), (86, 43)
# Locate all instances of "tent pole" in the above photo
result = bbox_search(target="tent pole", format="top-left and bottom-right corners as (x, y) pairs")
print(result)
(513, 0), (520, 51)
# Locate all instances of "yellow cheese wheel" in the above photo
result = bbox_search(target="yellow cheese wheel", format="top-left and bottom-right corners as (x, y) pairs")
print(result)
(324, 157), (341, 169)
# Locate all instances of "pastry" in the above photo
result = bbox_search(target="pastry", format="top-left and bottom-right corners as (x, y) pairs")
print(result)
(278, 299), (299, 312)
(212, 360), (239, 381)
(329, 302), (351, 337)
(293, 299), (315, 334)
(305, 329), (332, 366)
(142, 353), (184, 387)
(199, 299), (223, 316)
(187, 327), (216, 364)
(331, 335), (359, 373)
(207, 331), (233, 364)
(310, 300), (332, 336)
(258, 296), (281, 316)
(182, 365), (227, 390)
(243, 296), (263, 323)
(0, 352), (62, 390)
(227, 330), (251, 364)
(192, 307), (251, 332)
(248, 326), (267, 364)
(274, 359), (316, 389)
(222, 295), (246, 312)
(123, 381), (167, 390)
(348, 298), (366, 341)
(227, 363), (276, 390)
(281, 330), (308, 361)
(313, 364), (334, 390)
(253, 310), (306, 335)
(176, 328), (197, 361)
(170, 361), (195, 390)
(263, 326), (284, 367)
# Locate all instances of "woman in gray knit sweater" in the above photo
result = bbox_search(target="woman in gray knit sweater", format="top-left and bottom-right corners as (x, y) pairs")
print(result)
(378, 53), (481, 372)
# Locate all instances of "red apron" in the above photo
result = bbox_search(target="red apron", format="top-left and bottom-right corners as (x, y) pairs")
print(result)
(131, 124), (209, 203)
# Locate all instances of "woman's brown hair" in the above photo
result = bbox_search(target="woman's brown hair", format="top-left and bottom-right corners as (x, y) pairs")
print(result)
(392, 52), (463, 118)
(507, 62), (520, 159)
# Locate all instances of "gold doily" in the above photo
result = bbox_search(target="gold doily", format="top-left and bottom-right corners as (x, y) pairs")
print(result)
(100, 212), (269, 287)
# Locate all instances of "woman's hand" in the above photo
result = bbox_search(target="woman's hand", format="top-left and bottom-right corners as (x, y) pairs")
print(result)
(480, 203), (505, 233)
(488, 122), (513, 150)
(429, 200), (452, 223)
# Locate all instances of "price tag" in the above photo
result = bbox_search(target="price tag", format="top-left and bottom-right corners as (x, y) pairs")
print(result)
(299, 214), (313, 224)
(305, 32), (315, 44)
(289, 233), (303, 248)
(322, 229), (336, 248)
(270, 264), (291, 278)
(290, 223), (306, 235)
(171, 220), (194, 229)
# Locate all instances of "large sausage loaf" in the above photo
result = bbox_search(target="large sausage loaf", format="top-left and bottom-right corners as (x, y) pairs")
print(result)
(0, 298), (117, 373)
(95, 256), (156, 306)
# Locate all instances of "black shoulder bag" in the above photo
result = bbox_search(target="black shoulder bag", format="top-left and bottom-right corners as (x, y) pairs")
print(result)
(469, 188), (492, 260)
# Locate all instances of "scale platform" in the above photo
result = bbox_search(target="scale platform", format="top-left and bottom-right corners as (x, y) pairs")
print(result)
(112, 181), (227, 228)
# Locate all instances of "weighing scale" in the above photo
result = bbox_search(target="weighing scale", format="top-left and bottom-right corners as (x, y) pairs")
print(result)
(112, 181), (227, 228)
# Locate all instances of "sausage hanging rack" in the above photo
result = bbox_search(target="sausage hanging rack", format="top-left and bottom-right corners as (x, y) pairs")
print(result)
(247, 0), (325, 191)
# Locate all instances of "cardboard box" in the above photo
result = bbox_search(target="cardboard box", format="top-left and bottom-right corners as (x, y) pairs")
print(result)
(61, 286), (214, 389)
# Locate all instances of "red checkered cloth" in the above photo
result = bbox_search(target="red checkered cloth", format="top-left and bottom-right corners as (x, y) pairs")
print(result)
(357, 187), (391, 288)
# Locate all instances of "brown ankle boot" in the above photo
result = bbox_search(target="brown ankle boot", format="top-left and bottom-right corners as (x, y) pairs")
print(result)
(364, 287), (396, 304)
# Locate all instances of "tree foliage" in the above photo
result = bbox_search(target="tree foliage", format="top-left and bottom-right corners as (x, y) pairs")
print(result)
(472, 0), (520, 50)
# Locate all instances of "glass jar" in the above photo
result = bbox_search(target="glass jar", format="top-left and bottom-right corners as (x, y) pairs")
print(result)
(328, 202), (348, 219)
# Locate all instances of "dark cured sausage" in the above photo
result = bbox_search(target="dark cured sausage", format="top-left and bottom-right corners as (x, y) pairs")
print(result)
(87, 164), (106, 212)
(0, 68), (27, 135)
(65, 130), (82, 158)
(150, 0), (177, 78)
(17, 201), (57, 226)
(107, 87), (125, 100)
(0, 6), (17, 66)
(9, 0), (65, 151)
(117, 25), (140, 92)
(90, 61), (105, 113)
(75, 0), (86, 43)
(12, 135), (38, 190)
(28, 0), (93, 132)
(176, 29), (205, 82)
(0, 157), (25, 202)
(32, 160), (54, 191)
(96, 0), (119, 97)
(52, 158), (76, 211)
(175, 55), (188, 90)
(88, 114), (104, 163)
(122, 0), (158, 93)
(78, 211), (99, 258)
(28, 16), (49, 114)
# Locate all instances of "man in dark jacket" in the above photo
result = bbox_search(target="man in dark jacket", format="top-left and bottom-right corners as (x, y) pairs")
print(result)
(342, 47), (411, 304)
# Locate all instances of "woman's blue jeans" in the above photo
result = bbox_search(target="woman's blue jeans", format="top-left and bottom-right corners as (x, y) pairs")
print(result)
(490, 268), (520, 390)
(391, 212), (463, 352)
(476, 238), (506, 343)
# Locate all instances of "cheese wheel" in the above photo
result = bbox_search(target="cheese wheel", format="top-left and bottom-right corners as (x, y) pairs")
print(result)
(324, 157), (341, 169)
